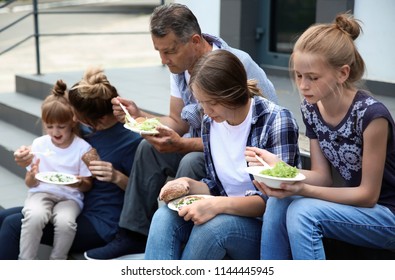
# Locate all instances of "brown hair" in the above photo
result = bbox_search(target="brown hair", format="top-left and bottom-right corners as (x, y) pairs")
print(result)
(290, 12), (365, 89)
(41, 80), (76, 129)
(68, 67), (119, 128)
(189, 50), (263, 109)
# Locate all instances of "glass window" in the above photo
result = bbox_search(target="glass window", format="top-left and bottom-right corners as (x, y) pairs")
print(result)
(270, 0), (316, 54)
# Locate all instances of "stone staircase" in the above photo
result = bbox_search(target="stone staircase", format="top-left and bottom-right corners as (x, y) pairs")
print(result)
(0, 79), (44, 209)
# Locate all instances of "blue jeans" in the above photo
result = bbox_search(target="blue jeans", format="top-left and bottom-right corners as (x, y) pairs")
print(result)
(145, 206), (262, 260)
(261, 197), (395, 260)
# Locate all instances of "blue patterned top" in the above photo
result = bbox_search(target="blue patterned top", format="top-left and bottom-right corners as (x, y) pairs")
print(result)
(201, 96), (301, 198)
(301, 90), (395, 214)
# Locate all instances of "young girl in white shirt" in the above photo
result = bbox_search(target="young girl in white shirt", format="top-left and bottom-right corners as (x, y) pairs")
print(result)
(19, 80), (93, 260)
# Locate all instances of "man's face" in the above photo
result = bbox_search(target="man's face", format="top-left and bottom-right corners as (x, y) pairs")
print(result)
(152, 31), (196, 74)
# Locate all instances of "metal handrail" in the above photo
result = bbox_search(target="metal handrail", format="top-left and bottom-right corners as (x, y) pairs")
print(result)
(0, 0), (34, 56)
(0, 10), (32, 33)
(0, 0), (164, 75)
(0, 0), (17, 9)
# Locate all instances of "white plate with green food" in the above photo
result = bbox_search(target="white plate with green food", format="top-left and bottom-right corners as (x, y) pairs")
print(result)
(246, 162), (305, 189)
(124, 117), (161, 135)
(168, 195), (214, 211)
(35, 172), (79, 185)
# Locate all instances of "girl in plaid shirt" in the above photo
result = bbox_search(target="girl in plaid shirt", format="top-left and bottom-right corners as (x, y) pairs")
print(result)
(144, 50), (300, 259)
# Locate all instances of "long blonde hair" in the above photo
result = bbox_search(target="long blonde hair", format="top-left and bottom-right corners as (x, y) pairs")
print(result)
(290, 12), (365, 90)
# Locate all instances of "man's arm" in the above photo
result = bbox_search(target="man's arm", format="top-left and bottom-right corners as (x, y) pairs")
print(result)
(157, 96), (189, 136)
(113, 96), (189, 136)
(141, 95), (203, 154)
(144, 128), (203, 154)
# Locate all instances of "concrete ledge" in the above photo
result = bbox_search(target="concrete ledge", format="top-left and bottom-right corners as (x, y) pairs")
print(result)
(325, 238), (395, 260)
(262, 64), (395, 98)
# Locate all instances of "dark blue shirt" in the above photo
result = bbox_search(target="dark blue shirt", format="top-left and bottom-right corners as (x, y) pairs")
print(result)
(301, 90), (395, 214)
(81, 122), (142, 242)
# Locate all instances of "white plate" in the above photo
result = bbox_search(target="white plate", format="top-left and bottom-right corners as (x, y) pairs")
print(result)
(246, 166), (305, 189)
(168, 195), (214, 211)
(123, 123), (159, 135)
(35, 172), (79, 185)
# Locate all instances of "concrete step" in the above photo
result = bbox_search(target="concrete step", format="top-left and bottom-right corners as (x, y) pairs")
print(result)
(0, 92), (42, 135)
(14, 66), (171, 116)
(0, 165), (27, 209)
(0, 90), (42, 180)
(0, 119), (38, 178)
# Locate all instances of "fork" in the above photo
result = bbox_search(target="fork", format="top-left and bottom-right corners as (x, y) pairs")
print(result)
(255, 154), (270, 168)
(119, 103), (136, 124)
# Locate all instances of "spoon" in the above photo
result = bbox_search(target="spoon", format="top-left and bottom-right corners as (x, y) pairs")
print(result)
(255, 154), (270, 168)
(119, 103), (136, 125)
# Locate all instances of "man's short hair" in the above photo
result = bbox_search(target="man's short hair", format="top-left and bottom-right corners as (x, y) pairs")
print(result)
(150, 3), (202, 43)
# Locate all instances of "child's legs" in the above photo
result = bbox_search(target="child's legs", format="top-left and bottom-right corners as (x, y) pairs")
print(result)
(19, 192), (54, 260)
(260, 196), (297, 260)
(287, 198), (395, 260)
(50, 199), (80, 260)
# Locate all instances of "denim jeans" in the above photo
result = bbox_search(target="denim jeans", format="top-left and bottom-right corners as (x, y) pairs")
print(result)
(261, 197), (395, 260)
(145, 206), (262, 260)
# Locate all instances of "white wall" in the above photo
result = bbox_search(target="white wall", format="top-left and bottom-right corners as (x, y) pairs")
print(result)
(174, 0), (394, 84)
(175, 0), (220, 36)
(354, 0), (395, 83)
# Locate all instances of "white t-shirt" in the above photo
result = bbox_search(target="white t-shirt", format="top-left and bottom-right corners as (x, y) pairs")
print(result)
(209, 99), (256, 196)
(27, 134), (92, 209)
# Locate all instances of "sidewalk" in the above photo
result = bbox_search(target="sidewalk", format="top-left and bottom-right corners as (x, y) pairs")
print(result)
(0, 0), (161, 94)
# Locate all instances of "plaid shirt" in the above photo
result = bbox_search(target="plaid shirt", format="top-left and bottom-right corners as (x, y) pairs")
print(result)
(201, 96), (301, 198)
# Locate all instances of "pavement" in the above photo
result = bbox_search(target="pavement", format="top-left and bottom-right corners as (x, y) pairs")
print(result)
(0, 0), (162, 94)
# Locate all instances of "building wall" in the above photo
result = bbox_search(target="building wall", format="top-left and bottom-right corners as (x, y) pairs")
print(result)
(176, 0), (221, 37)
(177, 0), (395, 86)
(354, 0), (395, 83)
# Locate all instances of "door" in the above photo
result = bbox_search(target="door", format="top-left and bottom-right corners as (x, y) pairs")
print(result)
(258, 0), (316, 68)
(257, 0), (354, 69)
